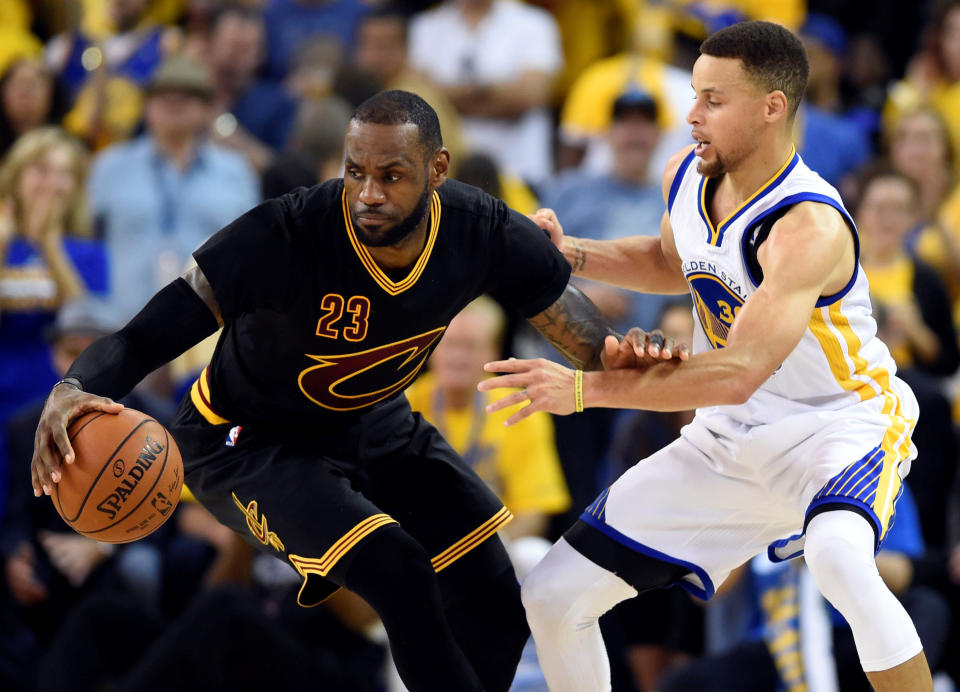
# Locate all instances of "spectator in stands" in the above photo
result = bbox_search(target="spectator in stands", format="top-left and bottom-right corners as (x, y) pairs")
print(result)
(858, 166), (959, 377)
(543, 88), (667, 332)
(796, 15), (872, 188)
(87, 54), (258, 323)
(354, 4), (466, 164)
(886, 107), (960, 309)
(408, 0), (562, 184)
(47, 0), (180, 149)
(0, 127), (106, 434)
(201, 5), (298, 173)
(885, 0), (960, 171)
(406, 296), (570, 546)
(557, 16), (692, 181)
(262, 0), (370, 82)
(0, 59), (69, 157)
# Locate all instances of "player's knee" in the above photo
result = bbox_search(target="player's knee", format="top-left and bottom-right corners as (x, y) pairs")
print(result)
(344, 525), (435, 592)
(805, 516), (878, 609)
(521, 561), (574, 629)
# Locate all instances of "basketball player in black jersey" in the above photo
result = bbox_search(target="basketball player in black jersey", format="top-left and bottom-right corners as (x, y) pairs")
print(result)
(31, 91), (681, 691)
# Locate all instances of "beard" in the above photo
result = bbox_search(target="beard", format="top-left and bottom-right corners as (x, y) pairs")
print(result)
(697, 154), (727, 178)
(352, 182), (432, 248)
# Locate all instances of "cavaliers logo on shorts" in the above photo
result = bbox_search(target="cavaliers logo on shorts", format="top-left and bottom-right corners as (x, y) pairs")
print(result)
(687, 271), (746, 349)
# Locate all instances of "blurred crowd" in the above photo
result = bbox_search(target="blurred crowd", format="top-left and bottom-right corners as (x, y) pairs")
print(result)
(2, 0), (960, 690)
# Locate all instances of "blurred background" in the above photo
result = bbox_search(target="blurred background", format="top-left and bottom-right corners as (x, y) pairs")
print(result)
(2, 1), (960, 690)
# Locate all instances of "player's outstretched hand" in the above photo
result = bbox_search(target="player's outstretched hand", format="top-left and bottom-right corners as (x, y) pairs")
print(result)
(527, 208), (564, 249)
(479, 358), (576, 426)
(32, 385), (123, 498)
(602, 327), (690, 370)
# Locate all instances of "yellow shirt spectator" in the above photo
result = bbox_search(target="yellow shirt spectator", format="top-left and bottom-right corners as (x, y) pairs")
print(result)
(406, 372), (570, 519)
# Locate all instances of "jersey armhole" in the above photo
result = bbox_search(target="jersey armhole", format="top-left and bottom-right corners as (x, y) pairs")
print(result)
(667, 148), (697, 215)
(740, 193), (860, 306)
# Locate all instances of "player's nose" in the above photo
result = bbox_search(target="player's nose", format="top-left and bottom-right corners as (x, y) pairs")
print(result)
(359, 177), (386, 205)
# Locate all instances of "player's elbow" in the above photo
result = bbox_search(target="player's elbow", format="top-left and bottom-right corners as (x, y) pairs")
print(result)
(724, 364), (765, 405)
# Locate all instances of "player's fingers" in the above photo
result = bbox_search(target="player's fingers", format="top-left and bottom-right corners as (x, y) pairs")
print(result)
(661, 336), (677, 360)
(481, 359), (534, 375)
(678, 343), (690, 361)
(49, 423), (74, 470)
(35, 434), (62, 494)
(477, 373), (531, 391)
(484, 390), (530, 414)
(603, 335), (619, 364)
(30, 462), (42, 498)
(646, 329), (665, 357)
(505, 402), (538, 427)
(84, 397), (123, 414)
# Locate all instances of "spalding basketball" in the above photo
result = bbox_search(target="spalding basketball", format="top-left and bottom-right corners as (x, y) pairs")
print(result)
(52, 408), (183, 543)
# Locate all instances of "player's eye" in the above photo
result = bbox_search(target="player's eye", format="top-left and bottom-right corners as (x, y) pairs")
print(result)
(347, 169), (363, 179)
(385, 173), (402, 182)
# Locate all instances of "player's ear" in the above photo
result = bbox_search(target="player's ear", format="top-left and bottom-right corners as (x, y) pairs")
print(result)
(765, 90), (789, 123)
(430, 148), (450, 188)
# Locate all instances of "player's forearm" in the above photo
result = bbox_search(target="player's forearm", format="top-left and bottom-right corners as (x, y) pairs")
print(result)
(65, 278), (219, 399)
(528, 284), (619, 371)
(582, 348), (764, 411)
(563, 235), (688, 294)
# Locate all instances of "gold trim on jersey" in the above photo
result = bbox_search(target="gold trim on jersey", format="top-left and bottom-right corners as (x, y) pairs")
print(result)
(808, 299), (915, 536)
(189, 366), (229, 425)
(288, 513), (398, 580)
(700, 146), (796, 245)
(430, 506), (513, 573)
(341, 189), (442, 295)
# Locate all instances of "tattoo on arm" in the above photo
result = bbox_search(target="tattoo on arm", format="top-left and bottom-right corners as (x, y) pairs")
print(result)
(528, 284), (619, 371)
(569, 238), (587, 274)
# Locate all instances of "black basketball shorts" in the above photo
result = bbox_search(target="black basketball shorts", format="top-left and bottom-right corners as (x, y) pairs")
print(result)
(170, 384), (511, 606)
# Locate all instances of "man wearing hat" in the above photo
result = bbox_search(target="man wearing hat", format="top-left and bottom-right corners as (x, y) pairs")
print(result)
(87, 54), (259, 322)
(542, 88), (668, 335)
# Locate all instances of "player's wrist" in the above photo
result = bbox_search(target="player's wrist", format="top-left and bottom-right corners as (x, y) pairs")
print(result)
(574, 369), (585, 413)
(53, 377), (83, 392)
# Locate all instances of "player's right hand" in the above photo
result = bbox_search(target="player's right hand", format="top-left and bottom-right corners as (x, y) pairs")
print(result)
(527, 207), (564, 249)
(31, 384), (123, 497)
(601, 327), (690, 370)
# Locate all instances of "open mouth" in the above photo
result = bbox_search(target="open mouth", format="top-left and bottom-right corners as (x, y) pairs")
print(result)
(694, 137), (711, 156)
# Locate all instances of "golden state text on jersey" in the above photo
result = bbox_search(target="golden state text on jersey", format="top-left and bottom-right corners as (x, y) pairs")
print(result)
(682, 260), (748, 349)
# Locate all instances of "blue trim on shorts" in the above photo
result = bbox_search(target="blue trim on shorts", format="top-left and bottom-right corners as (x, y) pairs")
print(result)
(579, 512), (715, 600)
(767, 496), (885, 563)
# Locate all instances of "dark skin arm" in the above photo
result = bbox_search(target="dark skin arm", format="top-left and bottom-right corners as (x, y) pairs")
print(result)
(31, 266), (222, 496)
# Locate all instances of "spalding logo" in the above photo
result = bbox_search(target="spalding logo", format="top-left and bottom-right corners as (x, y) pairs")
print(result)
(96, 436), (164, 520)
(112, 460), (125, 478)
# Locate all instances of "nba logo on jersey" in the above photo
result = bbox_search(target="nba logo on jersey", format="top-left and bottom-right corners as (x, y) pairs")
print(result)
(225, 425), (243, 447)
(686, 268), (745, 349)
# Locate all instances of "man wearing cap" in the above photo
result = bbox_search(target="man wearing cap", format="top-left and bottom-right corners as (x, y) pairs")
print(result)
(87, 55), (259, 322)
(542, 88), (668, 334)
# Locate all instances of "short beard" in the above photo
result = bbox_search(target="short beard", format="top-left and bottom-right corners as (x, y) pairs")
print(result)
(697, 154), (727, 178)
(352, 182), (432, 248)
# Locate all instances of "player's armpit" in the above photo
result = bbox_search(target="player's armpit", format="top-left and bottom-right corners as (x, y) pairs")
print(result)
(527, 284), (618, 371)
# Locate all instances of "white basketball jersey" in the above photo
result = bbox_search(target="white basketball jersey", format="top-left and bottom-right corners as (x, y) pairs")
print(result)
(668, 147), (904, 427)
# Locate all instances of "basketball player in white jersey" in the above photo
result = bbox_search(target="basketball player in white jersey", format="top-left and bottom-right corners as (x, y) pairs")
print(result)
(480, 21), (932, 692)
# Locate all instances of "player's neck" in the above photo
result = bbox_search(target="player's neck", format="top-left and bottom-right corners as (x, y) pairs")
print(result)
(365, 218), (431, 273)
(720, 138), (795, 207)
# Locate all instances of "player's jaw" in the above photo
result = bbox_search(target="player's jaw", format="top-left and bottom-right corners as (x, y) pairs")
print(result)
(351, 180), (432, 248)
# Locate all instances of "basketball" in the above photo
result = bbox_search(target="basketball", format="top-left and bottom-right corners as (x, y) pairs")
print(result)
(51, 408), (183, 543)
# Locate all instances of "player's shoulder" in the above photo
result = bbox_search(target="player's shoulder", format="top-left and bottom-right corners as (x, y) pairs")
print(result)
(274, 178), (344, 222)
(661, 145), (697, 204)
(437, 178), (504, 223)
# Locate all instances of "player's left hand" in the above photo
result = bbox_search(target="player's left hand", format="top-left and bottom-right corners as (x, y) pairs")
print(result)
(527, 208), (563, 248)
(478, 358), (578, 426)
(601, 327), (689, 370)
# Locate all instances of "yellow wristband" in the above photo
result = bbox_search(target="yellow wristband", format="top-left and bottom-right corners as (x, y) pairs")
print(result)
(574, 369), (584, 413)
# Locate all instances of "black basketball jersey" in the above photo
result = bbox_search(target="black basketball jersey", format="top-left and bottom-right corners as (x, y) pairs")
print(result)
(192, 178), (570, 429)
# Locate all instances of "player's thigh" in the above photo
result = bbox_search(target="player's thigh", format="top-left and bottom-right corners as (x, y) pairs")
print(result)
(175, 413), (397, 605)
(363, 414), (513, 590)
(571, 425), (794, 599)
